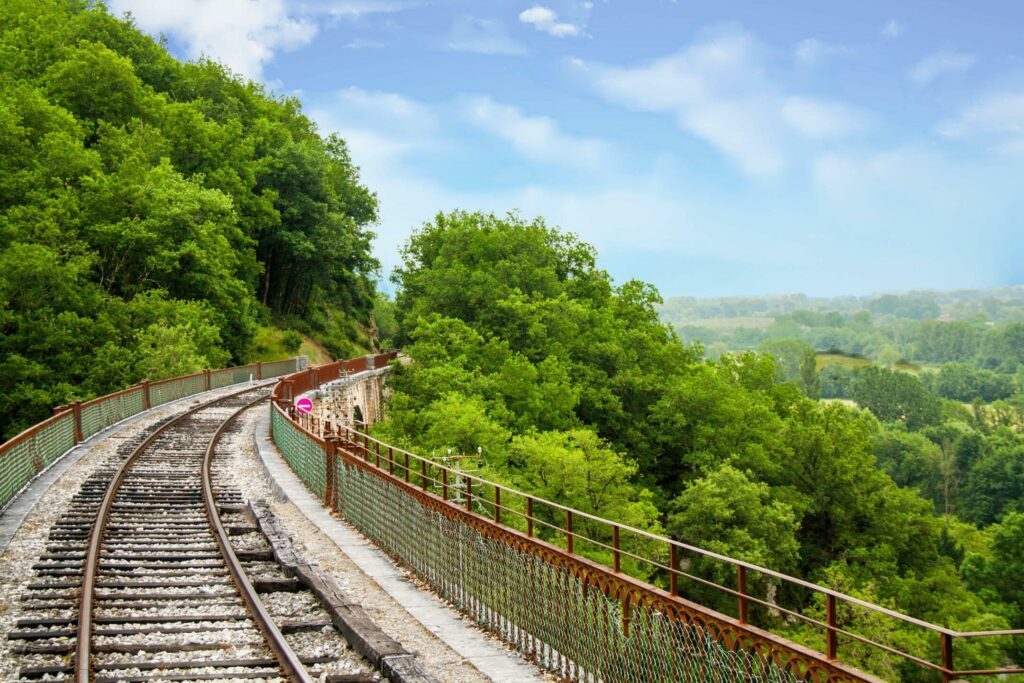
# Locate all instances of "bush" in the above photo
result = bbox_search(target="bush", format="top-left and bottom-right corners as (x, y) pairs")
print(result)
(281, 330), (303, 354)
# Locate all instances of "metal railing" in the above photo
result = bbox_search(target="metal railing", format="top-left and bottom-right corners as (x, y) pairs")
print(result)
(270, 356), (1023, 683)
(0, 357), (301, 512)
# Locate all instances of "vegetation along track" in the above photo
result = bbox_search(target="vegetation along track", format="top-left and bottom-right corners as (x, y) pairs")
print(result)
(7, 384), (377, 682)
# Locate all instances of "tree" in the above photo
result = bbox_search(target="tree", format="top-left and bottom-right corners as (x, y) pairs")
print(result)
(925, 363), (1015, 402)
(961, 512), (1024, 660)
(499, 428), (662, 576)
(0, 0), (380, 435)
(668, 465), (800, 574)
(960, 432), (1024, 526)
(758, 338), (820, 397)
(851, 367), (942, 430)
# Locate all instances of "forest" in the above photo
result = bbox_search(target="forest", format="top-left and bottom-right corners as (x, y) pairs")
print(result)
(375, 211), (1024, 681)
(0, 0), (381, 439)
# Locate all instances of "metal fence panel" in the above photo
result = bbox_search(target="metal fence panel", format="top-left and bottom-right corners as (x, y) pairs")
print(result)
(80, 388), (146, 440)
(211, 366), (257, 389)
(149, 374), (207, 407)
(272, 408), (327, 499)
(0, 412), (76, 510)
(262, 358), (299, 379)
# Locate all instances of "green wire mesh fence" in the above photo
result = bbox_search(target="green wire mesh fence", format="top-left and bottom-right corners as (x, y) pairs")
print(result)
(0, 357), (301, 512)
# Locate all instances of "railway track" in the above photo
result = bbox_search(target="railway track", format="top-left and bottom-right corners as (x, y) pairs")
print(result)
(6, 384), (378, 682)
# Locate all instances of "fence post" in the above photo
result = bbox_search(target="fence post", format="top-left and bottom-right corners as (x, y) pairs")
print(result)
(613, 525), (621, 573)
(494, 487), (501, 525)
(941, 633), (954, 682)
(72, 401), (83, 444)
(669, 544), (678, 596)
(527, 498), (534, 537)
(256, 361), (263, 380)
(737, 566), (748, 624)
(442, 468), (448, 501)
(465, 476), (472, 511)
(142, 379), (151, 410)
(325, 436), (338, 510)
(566, 510), (574, 554)
(826, 594), (838, 660)
(204, 369), (211, 391)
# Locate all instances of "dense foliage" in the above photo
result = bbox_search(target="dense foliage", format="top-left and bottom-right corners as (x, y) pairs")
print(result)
(0, 0), (379, 438)
(378, 211), (1019, 681)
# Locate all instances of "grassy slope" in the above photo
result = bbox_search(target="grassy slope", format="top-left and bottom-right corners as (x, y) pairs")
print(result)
(245, 326), (334, 365)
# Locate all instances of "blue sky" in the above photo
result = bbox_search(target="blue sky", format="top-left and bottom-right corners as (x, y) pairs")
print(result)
(109, 0), (1024, 298)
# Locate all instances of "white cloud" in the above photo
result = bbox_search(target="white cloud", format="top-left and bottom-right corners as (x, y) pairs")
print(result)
(578, 29), (786, 176)
(781, 97), (871, 139)
(447, 16), (526, 55)
(335, 87), (438, 129)
(519, 5), (582, 38)
(322, 0), (420, 18)
(461, 96), (610, 169)
(908, 51), (976, 87)
(577, 28), (871, 177)
(881, 19), (903, 39)
(109, 0), (316, 79)
(938, 91), (1024, 154)
(794, 38), (849, 67)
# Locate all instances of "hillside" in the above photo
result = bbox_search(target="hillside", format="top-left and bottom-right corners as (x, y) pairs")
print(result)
(0, 0), (380, 438)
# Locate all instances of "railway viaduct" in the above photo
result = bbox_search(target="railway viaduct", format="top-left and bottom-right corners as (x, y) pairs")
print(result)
(0, 354), (1019, 682)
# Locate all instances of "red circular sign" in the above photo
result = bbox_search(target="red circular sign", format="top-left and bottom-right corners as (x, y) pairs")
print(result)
(295, 397), (313, 414)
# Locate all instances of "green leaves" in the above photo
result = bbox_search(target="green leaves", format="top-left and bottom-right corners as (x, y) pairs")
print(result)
(44, 41), (146, 124)
(0, 0), (379, 436)
(851, 366), (942, 429)
(668, 465), (800, 573)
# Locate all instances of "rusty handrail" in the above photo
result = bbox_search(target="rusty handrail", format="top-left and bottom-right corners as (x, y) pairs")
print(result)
(273, 356), (1024, 681)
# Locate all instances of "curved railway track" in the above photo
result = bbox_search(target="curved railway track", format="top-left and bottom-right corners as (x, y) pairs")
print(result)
(7, 384), (376, 682)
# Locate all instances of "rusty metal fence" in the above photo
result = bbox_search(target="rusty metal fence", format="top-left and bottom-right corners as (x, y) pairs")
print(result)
(0, 357), (300, 512)
(271, 357), (1024, 683)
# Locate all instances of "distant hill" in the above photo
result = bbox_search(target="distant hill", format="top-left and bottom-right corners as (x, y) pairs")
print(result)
(657, 286), (1024, 365)
(658, 286), (1024, 327)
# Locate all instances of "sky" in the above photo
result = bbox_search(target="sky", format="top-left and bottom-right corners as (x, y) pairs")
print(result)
(107, 0), (1024, 299)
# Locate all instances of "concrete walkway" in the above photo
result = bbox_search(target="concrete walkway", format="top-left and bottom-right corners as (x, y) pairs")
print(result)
(252, 409), (547, 683)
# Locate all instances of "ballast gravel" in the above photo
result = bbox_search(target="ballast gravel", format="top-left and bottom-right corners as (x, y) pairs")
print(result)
(0, 384), (267, 681)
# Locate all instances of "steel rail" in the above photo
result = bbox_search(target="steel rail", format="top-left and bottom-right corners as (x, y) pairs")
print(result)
(74, 382), (273, 682)
(201, 394), (314, 683)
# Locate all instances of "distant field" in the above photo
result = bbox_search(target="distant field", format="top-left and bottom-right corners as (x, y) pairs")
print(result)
(816, 353), (923, 374)
(815, 354), (873, 371)
(821, 398), (859, 408)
